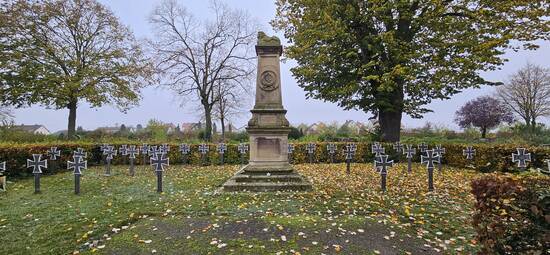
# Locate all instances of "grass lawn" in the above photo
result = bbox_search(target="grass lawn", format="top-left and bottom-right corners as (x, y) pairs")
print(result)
(0, 162), (484, 254)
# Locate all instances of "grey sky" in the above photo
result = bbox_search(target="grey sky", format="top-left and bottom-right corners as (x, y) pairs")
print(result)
(12, 0), (550, 133)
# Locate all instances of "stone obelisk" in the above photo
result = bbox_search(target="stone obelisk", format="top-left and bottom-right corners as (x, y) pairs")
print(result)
(222, 32), (311, 192)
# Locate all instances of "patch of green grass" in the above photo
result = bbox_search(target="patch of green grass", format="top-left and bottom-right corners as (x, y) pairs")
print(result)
(0, 163), (495, 254)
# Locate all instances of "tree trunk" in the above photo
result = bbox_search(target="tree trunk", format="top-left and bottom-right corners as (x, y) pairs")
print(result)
(220, 116), (226, 141)
(481, 127), (487, 138)
(204, 105), (212, 142)
(67, 100), (77, 140)
(379, 109), (402, 142)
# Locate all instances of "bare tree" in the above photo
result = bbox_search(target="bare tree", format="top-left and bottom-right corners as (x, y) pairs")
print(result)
(213, 80), (250, 140)
(149, 0), (257, 141)
(497, 63), (550, 130)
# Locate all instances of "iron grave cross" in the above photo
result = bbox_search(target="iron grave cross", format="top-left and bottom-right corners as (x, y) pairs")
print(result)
(512, 148), (531, 170)
(140, 144), (149, 165)
(74, 148), (87, 159)
(217, 143), (227, 165)
(288, 144), (295, 163)
(27, 154), (47, 194)
(372, 143), (385, 161)
(421, 150), (440, 192)
(47, 147), (61, 171)
(418, 143), (428, 153)
(127, 145), (139, 176)
(179, 144), (190, 164)
(198, 143), (209, 166)
(393, 141), (403, 161)
(68, 155), (87, 195)
(433, 145), (446, 172)
(403, 144), (416, 173)
(375, 154), (394, 192)
(47, 147), (61, 160)
(463, 146), (476, 160)
(238, 143), (248, 165)
(344, 143), (356, 174)
(327, 143), (337, 163)
(151, 153), (169, 193)
(103, 145), (117, 176)
(306, 143), (316, 163)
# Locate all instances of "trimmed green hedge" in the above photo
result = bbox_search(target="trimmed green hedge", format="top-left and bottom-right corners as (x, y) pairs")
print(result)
(0, 142), (549, 177)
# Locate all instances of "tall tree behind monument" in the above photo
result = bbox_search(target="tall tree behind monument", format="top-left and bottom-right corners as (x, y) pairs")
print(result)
(149, 0), (257, 142)
(0, 0), (153, 139)
(272, 0), (550, 142)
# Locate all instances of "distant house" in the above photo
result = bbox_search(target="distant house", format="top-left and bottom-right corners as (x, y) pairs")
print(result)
(95, 126), (120, 134)
(12, 124), (51, 135)
(181, 122), (202, 133)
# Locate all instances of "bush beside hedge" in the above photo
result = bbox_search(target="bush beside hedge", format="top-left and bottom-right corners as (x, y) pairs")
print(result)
(0, 142), (549, 177)
(471, 175), (550, 254)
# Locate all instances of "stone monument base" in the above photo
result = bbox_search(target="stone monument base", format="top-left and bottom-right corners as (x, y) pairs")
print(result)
(222, 165), (312, 192)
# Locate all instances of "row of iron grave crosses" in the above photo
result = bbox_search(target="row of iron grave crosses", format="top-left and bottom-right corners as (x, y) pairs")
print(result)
(0, 143), (537, 193)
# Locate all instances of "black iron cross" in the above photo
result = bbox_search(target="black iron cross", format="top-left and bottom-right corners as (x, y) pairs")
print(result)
(47, 147), (61, 160)
(238, 143), (248, 154)
(375, 154), (394, 192)
(344, 144), (356, 174)
(100, 144), (109, 153)
(151, 153), (169, 172)
(403, 144), (416, 173)
(68, 156), (87, 195)
(27, 154), (47, 174)
(0, 161), (5, 173)
(421, 150), (440, 191)
(74, 148), (87, 159)
(217, 143), (227, 154)
(433, 145), (445, 172)
(127, 145), (139, 159)
(288, 144), (295, 163)
(372, 144), (385, 159)
(512, 148), (531, 169)
(418, 143), (428, 153)
(199, 144), (209, 154)
(371, 142), (380, 153)
(151, 153), (169, 193)
(148, 145), (158, 156)
(327, 143), (337, 154)
(179, 144), (190, 154)
(421, 150), (440, 169)
(119, 145), (128, 156)
(140, 144), (149, 155)
(160, 144), (170, 154)
(393, 142), (403, 154)
(463, 146), (476, 160)
(404, 145), (416, 159)
(68, 156), (87, 175)
(306, 143), (316, 164)
(104, 146), (117, 160)
(238, 143), (248, 165)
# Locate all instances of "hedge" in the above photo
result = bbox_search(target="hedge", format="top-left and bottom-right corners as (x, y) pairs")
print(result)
(0, 142), (549, 177)
(471, 175), (550, 254)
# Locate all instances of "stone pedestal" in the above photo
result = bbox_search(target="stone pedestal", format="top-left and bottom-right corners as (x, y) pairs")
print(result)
(222, 32), (311, 192)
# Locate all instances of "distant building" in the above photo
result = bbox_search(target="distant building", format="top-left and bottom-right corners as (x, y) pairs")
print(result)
(12, 124), (51, 135)
(95, 125), (136, 134)
(181, 122), (202, 133)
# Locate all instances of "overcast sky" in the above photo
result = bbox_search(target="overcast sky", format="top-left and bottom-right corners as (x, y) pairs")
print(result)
(12, 0), (550, 133)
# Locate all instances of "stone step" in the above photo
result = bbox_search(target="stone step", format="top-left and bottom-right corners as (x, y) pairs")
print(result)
(233, 174), (304, 183)
(222, 181), (312, 192)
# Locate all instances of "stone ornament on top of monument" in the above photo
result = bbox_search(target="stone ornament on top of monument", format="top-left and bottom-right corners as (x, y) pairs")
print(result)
(222, 32), (311, 192)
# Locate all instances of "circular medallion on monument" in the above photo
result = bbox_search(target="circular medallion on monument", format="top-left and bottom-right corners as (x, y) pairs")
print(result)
(260, 69), (278, 91)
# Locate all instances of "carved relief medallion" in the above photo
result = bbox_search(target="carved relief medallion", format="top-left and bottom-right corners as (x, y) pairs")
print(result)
(260, 70), (278, 91)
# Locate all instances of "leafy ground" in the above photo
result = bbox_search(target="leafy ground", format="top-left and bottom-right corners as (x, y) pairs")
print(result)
(0, 163), (483, 254)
